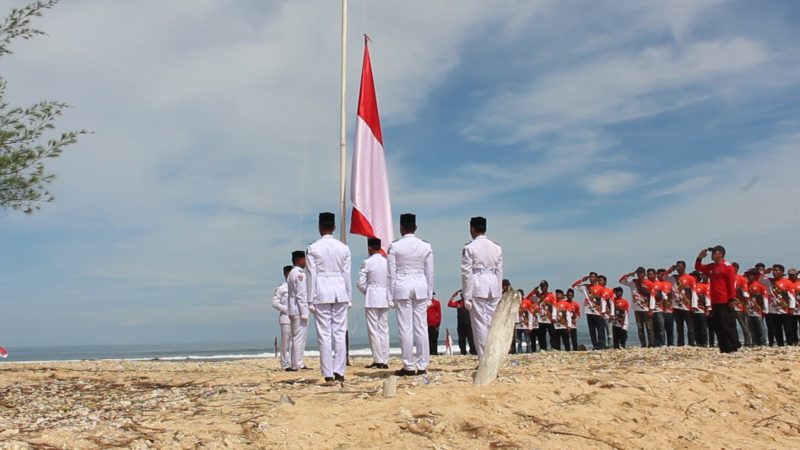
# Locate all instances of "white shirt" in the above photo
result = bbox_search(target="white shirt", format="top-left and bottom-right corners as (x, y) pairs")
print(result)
(387, 233), (434, 301)
(305, 234), (352, 305)
(287, 267), (308, 317)
(357, 253), (389, 308)
(620, 277), (650, 312)
(271, 282), (290, 325)
(460, 235), (503, 302)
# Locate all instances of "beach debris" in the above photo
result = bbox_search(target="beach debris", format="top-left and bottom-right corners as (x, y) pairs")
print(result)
(277, 395), (295, 405)
(382, 376), (397, 398)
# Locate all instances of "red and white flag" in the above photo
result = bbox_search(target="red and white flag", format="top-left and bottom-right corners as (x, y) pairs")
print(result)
(350, 39), (393, 252)
(0, 346), (8, 358)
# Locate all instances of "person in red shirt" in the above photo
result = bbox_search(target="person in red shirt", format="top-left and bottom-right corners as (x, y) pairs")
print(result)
(427, 295), (442, 356)
(790, 268), (800, 345)
(731, 262), (752, 347)
(611, 287), (630, 349)
(694, 245), (739, 353)
(645, 268), (666, 347)
(565, 288), (581, 350)
(552, 290), (573, 351)
(527, 281), (558, 351)
(447, 289), (476, 355)
(655, 269), (675, 346)
(745, 269), (768, 346)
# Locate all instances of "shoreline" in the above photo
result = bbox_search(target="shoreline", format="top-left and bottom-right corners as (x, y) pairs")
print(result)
(1, 346), (799, 448)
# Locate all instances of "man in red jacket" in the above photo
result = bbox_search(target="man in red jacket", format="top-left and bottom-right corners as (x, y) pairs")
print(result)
(427, 295), (442, 355)
(694, 245), (739, 353)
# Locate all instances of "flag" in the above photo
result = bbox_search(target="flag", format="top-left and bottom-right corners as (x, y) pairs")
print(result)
(350, 39), (393, 252)
(445, 329), (452, 355)
(0, 346), (7, 358)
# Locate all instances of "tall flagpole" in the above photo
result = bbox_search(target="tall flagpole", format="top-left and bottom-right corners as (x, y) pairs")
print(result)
(339, 0), (348, 243)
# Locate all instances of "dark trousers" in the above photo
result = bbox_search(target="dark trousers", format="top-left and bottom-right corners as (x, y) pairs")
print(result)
(556, 329), (571, 351)
(692, 313), (708, 347)
(570, 328), (578, 350)
(538, 323), (554, 351)
(428, 326), (439, 355)
(735, 311), (752, 346)
(652, 312), (665, 347)
(587, 314), (606, 350)
(663, 312), (674, 346)
(612, 327), (628, 349)
(673, 309), (694, 346)
(711, 304), (739, 353)
(457, 322), (476, 355)
(785, 315), (799, 345)
(634, 310), (654, 347)
(748, 315), (766, 346)
(706, 315), (715, 347)
(766, 313), (784, 346)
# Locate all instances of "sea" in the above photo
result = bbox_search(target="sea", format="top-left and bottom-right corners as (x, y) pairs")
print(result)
(1, 329), (604, 363)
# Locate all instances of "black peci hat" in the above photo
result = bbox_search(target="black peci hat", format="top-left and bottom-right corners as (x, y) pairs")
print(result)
(367, 237), (381, 248)
(399, 213), (416, 227)
(291, 250), (305, 260)
(318, 212), (335, 227)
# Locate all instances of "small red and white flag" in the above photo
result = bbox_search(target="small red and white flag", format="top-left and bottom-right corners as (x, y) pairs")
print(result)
(350, 38), (393, 252)
(0, 346), (8, 358)
(444, 329), (452, 355)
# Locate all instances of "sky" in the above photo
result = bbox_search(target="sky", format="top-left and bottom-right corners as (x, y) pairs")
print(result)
(1, 0), (798, 348)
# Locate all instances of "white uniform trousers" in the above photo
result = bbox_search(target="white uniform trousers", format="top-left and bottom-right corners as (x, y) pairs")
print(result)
(365, 307), (390, 364)
(279, 322), (291, 369)
(313, 302), (349, 377)
(396, 298), (429, 371)
(289, 315), (308, 370)
(469, 296), (501, 358)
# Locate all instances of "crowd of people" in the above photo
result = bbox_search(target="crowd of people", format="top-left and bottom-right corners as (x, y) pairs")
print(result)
(472, 256), (798, 355)
(272, 212), (797, 383)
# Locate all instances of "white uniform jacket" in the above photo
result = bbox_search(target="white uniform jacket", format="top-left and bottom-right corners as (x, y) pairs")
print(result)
(271, 282), (290, 325)
(357, 253), (389, 308)
(287, 266), (308, 317)
(460, 235), (503, 302)
(305, 235), (352, 305)
(387, 234), (434, 301)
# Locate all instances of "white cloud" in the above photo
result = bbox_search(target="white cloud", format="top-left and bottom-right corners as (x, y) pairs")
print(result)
(583, 170), (639, 195)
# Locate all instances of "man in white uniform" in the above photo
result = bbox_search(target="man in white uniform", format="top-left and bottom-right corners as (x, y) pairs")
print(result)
(460, 216), (503, 358)
(357, 237), (390, 369)
(271, 265), (293, 370)
(388, 213), (434, 377)
(287, 251), (309, 371)
(306, 212), (352, 383)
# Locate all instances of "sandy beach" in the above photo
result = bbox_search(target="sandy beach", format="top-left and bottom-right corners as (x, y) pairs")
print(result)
(1, 346), (799, 449)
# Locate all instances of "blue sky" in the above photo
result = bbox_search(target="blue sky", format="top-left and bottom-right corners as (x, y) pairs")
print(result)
(1, 0), (798, 347)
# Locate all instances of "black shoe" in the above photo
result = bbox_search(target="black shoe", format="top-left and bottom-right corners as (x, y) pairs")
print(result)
(417, 369), (427, 375)
(334, 373), (345, 382)
(324, 376), (335, 382)
(365, 363), (380, 368)
(300, 366), (312, 370)
(284, 368), (298, 372)
(378, 363), (389, 369)
(394, 368), (417, 377)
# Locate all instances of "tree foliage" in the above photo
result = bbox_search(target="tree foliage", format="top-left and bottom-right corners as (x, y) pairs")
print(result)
(0, 0), (87, 214)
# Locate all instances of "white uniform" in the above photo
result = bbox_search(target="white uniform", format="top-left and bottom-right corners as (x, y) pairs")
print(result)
(271, 282), (291, 369)
(460, 234), (503, 357)
(306, 234), (352, 378)
(357, 253), (390, 365)
(287, 266), (308, 370)
(388, 233), (434, 371)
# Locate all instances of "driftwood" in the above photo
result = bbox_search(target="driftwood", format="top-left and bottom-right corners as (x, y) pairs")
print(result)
(474, 289), (521, 386)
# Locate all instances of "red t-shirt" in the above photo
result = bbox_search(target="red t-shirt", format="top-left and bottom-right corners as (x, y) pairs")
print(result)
(694, 259), (737, 304)
(427, 299), (441, 326)
(565, 300), (580, 318)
